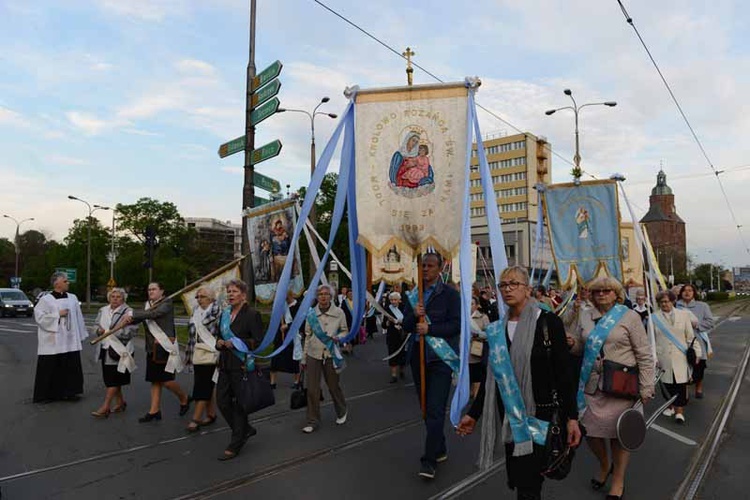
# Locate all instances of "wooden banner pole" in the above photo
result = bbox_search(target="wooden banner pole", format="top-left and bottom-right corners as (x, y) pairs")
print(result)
(417, 252), (426, 419)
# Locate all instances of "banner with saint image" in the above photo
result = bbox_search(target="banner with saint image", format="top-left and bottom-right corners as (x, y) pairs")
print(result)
(543, 180), (623, 288)
(355, 82), (469, 262)
(245, 199), (305, 303)
(181, 263), (241, 316)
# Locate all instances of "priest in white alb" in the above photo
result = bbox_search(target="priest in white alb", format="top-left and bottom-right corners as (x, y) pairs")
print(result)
(33, 271), (88, 402)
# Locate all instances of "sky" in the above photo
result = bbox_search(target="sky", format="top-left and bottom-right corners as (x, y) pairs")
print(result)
(1, 0), (748, 268)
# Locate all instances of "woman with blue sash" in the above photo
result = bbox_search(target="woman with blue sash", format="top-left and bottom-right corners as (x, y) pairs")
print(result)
(215, 279), (267, 461)
(570, 276), (654, 500)
(457, 266), (581, 500)
(652, 290), (701, 424)
(676, 284), (713, 399)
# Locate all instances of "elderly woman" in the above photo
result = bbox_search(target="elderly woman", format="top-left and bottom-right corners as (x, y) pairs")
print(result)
(185, 286), (221, 432)
(652, 290), (701, 423)
(631, 290), (651, 328)
(457, 266), (581, 500)
(270, 290), (302, 390)
(216, 279), (267, 461)
(382, 291), (407, 383)
(124, 282), (190, 423)
(91, 288), (137, 418)
(469, 296), (490, 398)
(676, 284), (714, 399)
(571, 276), (654, 500)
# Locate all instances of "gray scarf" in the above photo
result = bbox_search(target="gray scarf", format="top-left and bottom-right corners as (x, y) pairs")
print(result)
(479, 298), (540, 468)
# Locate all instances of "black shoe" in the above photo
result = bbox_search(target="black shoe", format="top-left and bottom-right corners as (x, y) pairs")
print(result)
(591, 464), (614, 490)
(399, 370), (405, 380)
(270, 383), (277, 390)
(605, 490), (624, 500)
(138, 411), (162, 423)
(389, 376), (398, 384)
(419, 462), (436, 480)
(695, 392), (704, 399)
(179, 400), (191, 416)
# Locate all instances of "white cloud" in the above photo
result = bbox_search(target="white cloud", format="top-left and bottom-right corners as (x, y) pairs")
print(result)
(43, 154), (90, 167)
(96, 0), (189, 22)
(175, 59), (216, 76)
(0, 106), (31, 128)
(65, 111), (120, 135)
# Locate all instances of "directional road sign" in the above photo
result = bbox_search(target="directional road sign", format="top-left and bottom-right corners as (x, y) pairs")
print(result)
(55, 267), (77, 283)
(254, 170), (281, 193)
(251, 139), (282, 166)
(250, 97), (280, 127)
(251, 60), (283, 92)
(254, 195), (270, 206)
(251, 79), (281, 109)
(218, 135), (246, 159)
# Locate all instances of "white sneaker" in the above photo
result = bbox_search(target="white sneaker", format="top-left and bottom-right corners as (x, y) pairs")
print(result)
(662, 408), (676, 417)
(675, 413), (685, 423)
(335, 411), (348, 425)
(302, 425), (315, 434)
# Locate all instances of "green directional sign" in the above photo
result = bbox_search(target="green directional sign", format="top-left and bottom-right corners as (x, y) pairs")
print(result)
(218, 135), (246, 158)
(251, 139), (282, 166)
(55, 267), (77, 283)
(250, 97), (280, 127)
(254, 171), (281, 193)
(254, 195), (270, 206)
(251, 79), (281, 109)
(251, 60), (283, 92)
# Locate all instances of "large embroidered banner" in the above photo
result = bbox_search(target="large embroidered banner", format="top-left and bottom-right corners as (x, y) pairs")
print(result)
(543, 180), (623, 288)
(355, 83), (469, 263)
(245, 199), (305, 303)
(180, 263), (240, 316)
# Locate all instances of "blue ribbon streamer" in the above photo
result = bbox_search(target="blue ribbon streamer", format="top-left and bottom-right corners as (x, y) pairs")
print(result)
(306, 308), (345, 371)
(404, 288), (460, 374)
(651, 313), (688, 355)
(576, 303), (629, 413)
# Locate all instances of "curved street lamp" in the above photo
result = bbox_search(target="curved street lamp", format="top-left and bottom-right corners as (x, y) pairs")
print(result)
(545, 89), (617, 184)
(2, 214), (34, 286)
(68, 196), (110, 308)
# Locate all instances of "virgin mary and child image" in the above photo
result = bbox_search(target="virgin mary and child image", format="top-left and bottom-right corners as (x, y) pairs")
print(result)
(388, 129), (435, 198)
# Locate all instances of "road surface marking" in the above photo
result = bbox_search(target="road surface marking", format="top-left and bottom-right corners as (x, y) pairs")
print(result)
(651, 423), (698, 446)
(728, 316), (741, 322)
(0, 328), (30, 333)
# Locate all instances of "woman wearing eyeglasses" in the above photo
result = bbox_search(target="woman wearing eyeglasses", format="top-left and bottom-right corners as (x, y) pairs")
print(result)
(185, 287), (221, 432)
(571, 276), (654, 500)
(651, 290), (700, 424)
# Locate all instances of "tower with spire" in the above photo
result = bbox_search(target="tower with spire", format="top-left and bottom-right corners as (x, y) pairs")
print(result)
(640, 169), (687, 280)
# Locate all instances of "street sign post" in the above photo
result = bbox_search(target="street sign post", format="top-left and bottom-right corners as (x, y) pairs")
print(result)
(251, 60), (283, 92)
(55, 267), (77, 283)
(251, 79), (281, 109)
(253, 170), (281, 193)
(251, 139), (282, 166)
(250, 97), (280, 127)
(254, 195), (270, 206)
(10, 277), (21, 289)
(218, 136), (246, 159)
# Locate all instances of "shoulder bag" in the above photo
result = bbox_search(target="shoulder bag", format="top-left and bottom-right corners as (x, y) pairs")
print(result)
(540, 316), (575, 480)
(601, 359), (639, 400)
(237, 367), (275, 415)
(686, 338), (698, 366)
(290, 371), (307, 410)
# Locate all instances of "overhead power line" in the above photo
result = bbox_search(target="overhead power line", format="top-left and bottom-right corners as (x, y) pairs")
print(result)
(616, 0), (749, 256)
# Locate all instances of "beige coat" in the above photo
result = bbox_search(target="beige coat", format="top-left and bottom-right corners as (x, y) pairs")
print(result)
(651, 308), (701, 384)
(572, 306), (655, 400)
(303, 304), (348, 361)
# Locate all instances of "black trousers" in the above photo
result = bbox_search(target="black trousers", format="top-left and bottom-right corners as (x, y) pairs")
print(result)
(217, 368), (263, 453)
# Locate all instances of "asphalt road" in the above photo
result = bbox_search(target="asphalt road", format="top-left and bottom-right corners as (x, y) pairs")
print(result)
(0, 303), (748, 499)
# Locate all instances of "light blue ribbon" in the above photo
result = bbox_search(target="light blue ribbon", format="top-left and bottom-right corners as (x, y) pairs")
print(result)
(577, 304), (629, 413)
(306, 308), (345, 371)
(405, 288), (460, 374)
(651, 313), (687, 354)
(219, 307), (255, 371)
(485, 318), (549, 448)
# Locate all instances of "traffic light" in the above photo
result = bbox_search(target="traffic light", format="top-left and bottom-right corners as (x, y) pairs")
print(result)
(143, 225), (157, 269)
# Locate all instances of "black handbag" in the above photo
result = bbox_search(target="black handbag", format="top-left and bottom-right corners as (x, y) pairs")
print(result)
(540, 318), (575, 481)
(601, 359), (640, 400)
(686, 338), (698, 366)
(290, 372), (307, 410)
(108, 347), (121, 362)
(237, 368), (275, 415)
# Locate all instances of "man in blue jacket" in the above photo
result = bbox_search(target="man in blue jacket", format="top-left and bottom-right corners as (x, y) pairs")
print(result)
(403, 252), (461, 480)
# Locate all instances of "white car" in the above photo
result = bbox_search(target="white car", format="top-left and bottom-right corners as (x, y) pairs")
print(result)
(0, 288), (35, 317)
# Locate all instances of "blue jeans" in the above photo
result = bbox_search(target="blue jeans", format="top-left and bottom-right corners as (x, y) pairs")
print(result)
(411, 354), (452, 466)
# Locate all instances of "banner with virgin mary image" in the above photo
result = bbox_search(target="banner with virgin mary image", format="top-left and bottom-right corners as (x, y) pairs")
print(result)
(355, 82), (469, 263)
(244, 199), (305, 303)
(543, 180), (623, 288)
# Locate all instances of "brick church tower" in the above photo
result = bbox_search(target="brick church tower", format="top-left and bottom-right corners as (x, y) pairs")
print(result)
(640, 169), (687, 279)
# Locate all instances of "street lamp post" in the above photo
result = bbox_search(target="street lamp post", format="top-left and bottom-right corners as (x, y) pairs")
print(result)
(68, 196), (110, 309)
(108, 210), (117, 287)
(2, 214), (34, 287)
(545, 89), (617, 184)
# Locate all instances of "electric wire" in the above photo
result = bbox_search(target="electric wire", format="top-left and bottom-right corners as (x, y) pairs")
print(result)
(616, 0), (749, 255)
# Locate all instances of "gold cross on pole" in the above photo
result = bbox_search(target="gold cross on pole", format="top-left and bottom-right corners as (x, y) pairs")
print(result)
(403, 47), (415, 86)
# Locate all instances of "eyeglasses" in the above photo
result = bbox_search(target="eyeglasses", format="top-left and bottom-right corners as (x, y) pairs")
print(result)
(498, 281), (524, 291)
(195, 294), (208, 299)
(592, 289), (614, 295)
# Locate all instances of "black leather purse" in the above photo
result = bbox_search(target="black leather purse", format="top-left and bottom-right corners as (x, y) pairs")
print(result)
(540, 319), (575, 481)
(686, 338), (698, 366)
(290, 372), (307, 410)
(237, 368), (275, 415)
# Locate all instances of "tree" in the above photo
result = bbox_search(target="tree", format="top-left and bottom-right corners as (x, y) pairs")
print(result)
(0, 238), (15, 287)
(692, 263), (727, 291)
(115, 198), (186, 246)
(61, 218), (111, 298)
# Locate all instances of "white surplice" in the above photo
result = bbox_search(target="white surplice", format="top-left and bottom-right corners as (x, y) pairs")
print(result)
(34, 293), (88, 355)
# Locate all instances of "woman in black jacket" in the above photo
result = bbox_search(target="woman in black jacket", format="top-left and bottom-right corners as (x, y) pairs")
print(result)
(457, 266), (581, 500)
(215, 279), (267, 461)
(382, 292), (407, 383)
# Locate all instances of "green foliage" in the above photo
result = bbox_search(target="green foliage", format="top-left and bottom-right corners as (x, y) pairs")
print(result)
(0, 238), (16, 286)
(706, 291), (730, 301)
(115, 197), (186, 245)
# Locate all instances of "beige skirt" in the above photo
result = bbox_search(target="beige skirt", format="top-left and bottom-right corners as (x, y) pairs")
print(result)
(581, 389), (640, 439)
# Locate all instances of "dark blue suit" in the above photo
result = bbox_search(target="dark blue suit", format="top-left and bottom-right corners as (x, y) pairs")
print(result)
(403, 281), (461, 468)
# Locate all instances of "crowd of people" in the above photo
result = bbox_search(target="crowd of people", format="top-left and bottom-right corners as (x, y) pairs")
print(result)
(32, 264), (716, 498)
